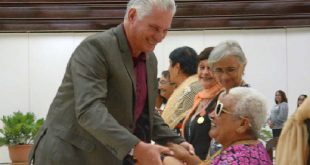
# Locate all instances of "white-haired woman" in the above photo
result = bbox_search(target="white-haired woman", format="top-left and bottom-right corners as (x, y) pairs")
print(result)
(208, 40), (249, 91)
(163, 87), (272, 165)
(205, 40), (250, 155)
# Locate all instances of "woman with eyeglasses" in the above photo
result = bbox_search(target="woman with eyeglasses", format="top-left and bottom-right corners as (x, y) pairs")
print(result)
(162, 87), (272, 165)
(208, 40), (249, 91)
(267, 90), (289, 137)
(206, 40), (250, 156)
(180, 47), (222, 160)
(155, 70), (176, 114)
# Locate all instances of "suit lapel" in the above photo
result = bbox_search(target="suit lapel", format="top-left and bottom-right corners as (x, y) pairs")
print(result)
(113, 24), (136, 91)
(114, 24), (156, 127)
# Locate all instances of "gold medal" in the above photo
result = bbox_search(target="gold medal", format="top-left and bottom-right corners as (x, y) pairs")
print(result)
(197, 116), (204, 124)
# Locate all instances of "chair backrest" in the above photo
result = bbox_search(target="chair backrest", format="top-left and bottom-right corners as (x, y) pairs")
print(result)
(266, 137), (279, 161)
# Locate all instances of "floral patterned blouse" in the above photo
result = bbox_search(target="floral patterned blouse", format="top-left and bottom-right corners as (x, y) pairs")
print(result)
(209, 142), (272, 165)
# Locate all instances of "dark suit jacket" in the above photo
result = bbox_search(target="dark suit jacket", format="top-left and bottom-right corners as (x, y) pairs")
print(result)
(29, 24), (183, 165)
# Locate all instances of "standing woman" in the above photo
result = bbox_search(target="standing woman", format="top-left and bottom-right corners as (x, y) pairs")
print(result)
(181, 47), (222, 159)
(206, 40), (249, 155)
(208, 40), (249, 92)
(268, 90), (289, 137)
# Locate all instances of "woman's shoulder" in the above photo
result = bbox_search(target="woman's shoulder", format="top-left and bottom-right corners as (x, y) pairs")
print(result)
(279, 102), (289, 107)
(280, 102), (288, 105)
(182, 80), (203, 96)
(229, 142), (266, 152)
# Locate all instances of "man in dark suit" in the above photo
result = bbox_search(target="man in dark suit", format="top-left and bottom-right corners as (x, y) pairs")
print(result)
(29, 0), (193, 165)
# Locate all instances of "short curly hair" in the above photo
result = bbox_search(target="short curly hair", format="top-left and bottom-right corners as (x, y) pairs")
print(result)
(227, 87), (267, 137)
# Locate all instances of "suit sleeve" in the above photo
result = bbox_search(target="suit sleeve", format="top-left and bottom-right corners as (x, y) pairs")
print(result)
(70, 39), (139, 160)
(152, 110), (185, 145)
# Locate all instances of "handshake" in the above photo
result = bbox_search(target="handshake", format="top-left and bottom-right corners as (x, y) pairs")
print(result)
(133, 141), (201, 165)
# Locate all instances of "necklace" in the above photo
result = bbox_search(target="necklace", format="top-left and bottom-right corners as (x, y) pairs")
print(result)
(231, 139), (258, 146)
(194, 100), (210, 124)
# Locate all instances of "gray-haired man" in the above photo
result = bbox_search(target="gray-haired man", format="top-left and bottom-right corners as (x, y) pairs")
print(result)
(29, 0), (193, 165)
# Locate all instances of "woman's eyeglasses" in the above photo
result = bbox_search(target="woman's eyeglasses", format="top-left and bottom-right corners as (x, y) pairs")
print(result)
(212, 67), (239, 75)
(215, 101), (234, 117)
(214, 101), (252, 127)
(158, 80), (175, 86)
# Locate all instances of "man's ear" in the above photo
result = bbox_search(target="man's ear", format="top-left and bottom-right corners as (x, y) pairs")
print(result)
(127, 8), (137, 22)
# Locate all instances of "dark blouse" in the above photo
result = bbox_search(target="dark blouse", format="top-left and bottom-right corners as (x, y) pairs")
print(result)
(184, 95), (219, 159)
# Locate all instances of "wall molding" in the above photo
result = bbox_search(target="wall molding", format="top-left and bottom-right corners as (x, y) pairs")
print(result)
(0, 0), (310, 32)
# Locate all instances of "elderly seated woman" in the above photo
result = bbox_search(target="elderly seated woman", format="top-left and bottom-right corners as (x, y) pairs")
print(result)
(163, 87), (272, 165)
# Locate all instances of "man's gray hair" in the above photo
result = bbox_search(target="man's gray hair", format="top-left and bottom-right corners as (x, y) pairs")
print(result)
(228, 87), (268, 137)
(124, 0), (176, 20)
(208, 40), (247, 69)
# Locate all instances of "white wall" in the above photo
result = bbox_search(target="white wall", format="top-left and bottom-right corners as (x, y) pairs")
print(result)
(0, 28), (309, 162)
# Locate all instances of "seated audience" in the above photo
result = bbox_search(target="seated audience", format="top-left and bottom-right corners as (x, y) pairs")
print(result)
(181, 47), (222, 159)
(163, 87), (272, 165)
(276, 97), (310, 165)
(267, 90), (289, 138)
(162, 46), (203, 133)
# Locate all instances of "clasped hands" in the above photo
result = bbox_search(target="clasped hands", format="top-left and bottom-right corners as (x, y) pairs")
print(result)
(133, 141), (195, 165)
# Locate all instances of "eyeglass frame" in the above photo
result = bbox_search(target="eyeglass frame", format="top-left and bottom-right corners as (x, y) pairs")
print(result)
(215, 101), (234, 117)
(158, 80), (176, 86)
(214, 100), (252, 127)
(212, 66), (240, 75)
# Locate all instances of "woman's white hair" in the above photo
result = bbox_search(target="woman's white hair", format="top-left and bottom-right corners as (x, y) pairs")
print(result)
(208, 40), (247, 69)
(124, 0), (176, 20)
(228, 87), (268, 137)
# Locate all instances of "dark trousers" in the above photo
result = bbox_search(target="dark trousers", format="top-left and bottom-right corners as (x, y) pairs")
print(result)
(123, 110), (150, 165)
(272, 129), (282, 137)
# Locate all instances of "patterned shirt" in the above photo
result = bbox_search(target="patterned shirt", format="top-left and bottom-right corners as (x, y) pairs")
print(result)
(161, 75), (203, 129)
(210, 142), (272, 165)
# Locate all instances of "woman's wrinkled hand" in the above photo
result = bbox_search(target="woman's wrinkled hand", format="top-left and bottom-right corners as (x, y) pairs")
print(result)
(167, 143), (191, 161)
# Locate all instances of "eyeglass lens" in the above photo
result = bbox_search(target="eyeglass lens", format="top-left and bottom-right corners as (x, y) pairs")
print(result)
(215, 102), (222, 116)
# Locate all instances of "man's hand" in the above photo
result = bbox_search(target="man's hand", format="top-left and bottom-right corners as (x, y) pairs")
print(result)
(167, 143), (201, 165)
(134, 141), (173, 165)
(167, 143), (190, 161)
(179, 141), (195, 155)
